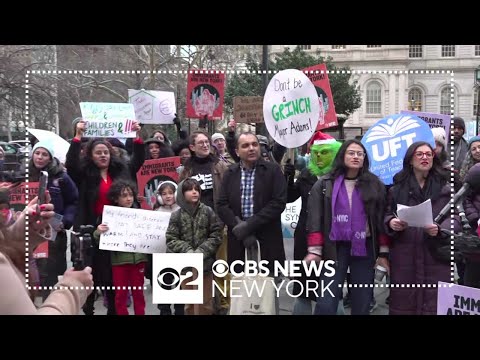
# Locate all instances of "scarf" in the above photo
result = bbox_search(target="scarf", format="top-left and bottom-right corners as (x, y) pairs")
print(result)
(329, 175), (367, 257)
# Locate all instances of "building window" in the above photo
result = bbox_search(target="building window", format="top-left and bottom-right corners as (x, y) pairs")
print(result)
(366, 82), (382, 114)
(441, 45), (455, 57)
(474, 88), (479, 117)
(475, 45), (480, 56)
(409, 45), (423, 58)
(366, 45), (382, 48)
(440, 87), (453, 115)
(408, 88), (423, 111)
(331, 45), (346, 49)
(297, 45), (311, 50)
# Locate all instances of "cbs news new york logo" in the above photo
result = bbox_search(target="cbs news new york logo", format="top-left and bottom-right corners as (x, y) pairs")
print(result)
(152, 253), (204, 304)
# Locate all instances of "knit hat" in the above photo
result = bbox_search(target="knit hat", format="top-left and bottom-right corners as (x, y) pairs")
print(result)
(211, 133), (225, 143)
(453, 117), (465, 131)
(431, 127), (447, 148)
(468, 135), (480, 148)
(32, 140), (54, 159)
(144, 138), (164, 146)
(72, 117), (82, 135)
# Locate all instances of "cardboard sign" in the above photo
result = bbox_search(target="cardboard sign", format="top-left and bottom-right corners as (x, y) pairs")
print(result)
(80, 102), (137, 138)
(128, 89), (176, 125)
(437, 281), (480, 315)
(303, 64), (338, 130)
(233, 96), (264, 123)
(263, 69), (320, 148)
(186, 71), (225, 119)
(136, 157), (181, 210)
(99, 205), (173, 254)
(361, 113), (435, 185)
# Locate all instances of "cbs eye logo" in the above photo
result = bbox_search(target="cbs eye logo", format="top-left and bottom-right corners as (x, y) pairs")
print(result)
(152, 253), (204, 305)
(157, 267), (198, 290)
(212, 260), (229, 278)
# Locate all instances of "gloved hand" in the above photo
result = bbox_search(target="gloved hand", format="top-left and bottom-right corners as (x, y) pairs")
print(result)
(243, 234), (258, 249)
(173, 114), (181, 127)
(233, 216), (251, 241)
(199, 115), (208, 129)
(284, 159), (295, 180)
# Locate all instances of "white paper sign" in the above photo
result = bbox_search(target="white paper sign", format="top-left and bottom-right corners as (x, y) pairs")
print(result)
(80, 102), (137, 138)
(99, 205), (173, 254)
(128, 89), (176, 125)
(397, 199), (433, 228)
(263, 69), (320, 148)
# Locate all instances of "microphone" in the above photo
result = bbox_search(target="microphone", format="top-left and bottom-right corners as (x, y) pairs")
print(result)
(435, 163), (480, 224)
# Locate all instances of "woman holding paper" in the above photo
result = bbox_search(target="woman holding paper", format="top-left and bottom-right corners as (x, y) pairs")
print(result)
(385, 141), (460, 315)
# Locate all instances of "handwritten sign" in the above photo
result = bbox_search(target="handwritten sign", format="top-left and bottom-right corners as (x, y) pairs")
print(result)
(361, 114), (435, 185)
(263, 69), (320, 148)
(233, 96), (264, 123)
(401, 110), (451, 145)
(186, 71), (225, 119)
(437, 281), (480, 315)
(128, 89), (176, 125)
(80, 102), (137, 138)
(9, 182), (39, 212)
(303, 64), (338, 130)
(136, 157), (181, 210)
(100, 205), (173, 254)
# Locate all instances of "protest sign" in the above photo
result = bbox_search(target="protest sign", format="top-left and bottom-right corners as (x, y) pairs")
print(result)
(8, 182), (39, 212)
(263, 69), (320, 148)
(80, 102), (137, 138)
(401, 110), (451, 144)
(128, 89), (176, 125)
(186, 71), (225, 119)
(136, 157), (181, 210)
(303, 64), (337, 130)
(281, 197), (301, 240)
(437, 281), (480, 315)
(100, 205), (172, 254)
(361, 113), (435, 185)
(233, 96), (264, 123)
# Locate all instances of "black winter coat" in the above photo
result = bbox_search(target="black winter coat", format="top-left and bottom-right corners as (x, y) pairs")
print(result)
(217, 159), (287, 274)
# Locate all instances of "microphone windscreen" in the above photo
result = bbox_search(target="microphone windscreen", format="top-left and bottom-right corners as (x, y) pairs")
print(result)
(465, 163), (480, 191)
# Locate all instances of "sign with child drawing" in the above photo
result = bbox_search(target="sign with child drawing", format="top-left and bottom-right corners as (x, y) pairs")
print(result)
(136, 157), (181, 210)
(128, 89), (176, 125)
(79, 102), (137, 138)
(99, 205), (172, 254)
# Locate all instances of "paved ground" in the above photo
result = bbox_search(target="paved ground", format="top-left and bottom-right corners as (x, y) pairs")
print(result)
(34, 234), (389, 315)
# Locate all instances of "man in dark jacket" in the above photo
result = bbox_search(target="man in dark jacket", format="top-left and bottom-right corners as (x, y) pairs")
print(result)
(217, 132), (287, 314)
(453, 117), (469, 173)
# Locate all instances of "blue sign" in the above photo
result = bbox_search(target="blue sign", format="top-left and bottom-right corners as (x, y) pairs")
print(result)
(361, 113), (435, 185)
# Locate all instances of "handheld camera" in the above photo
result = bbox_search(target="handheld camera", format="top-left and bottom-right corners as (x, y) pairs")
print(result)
(71, 225), (95, 271)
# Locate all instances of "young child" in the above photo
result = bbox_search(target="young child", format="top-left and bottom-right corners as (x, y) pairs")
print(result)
(166, 178), (222, 315)
(94, 180), (148, 315)
(153, 180), (184, 315)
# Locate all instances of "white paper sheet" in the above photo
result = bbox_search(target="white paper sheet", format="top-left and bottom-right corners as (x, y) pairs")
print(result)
(397, 199), (433, 228)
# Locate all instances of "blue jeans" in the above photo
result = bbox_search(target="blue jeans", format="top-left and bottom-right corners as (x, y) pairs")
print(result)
(314, 241), (375, 315)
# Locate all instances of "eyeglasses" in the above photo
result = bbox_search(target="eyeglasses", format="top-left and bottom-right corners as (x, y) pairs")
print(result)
(346, 151), (366, 158)
(414, 151), (433, 159)
(195, 140), (210, 147)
